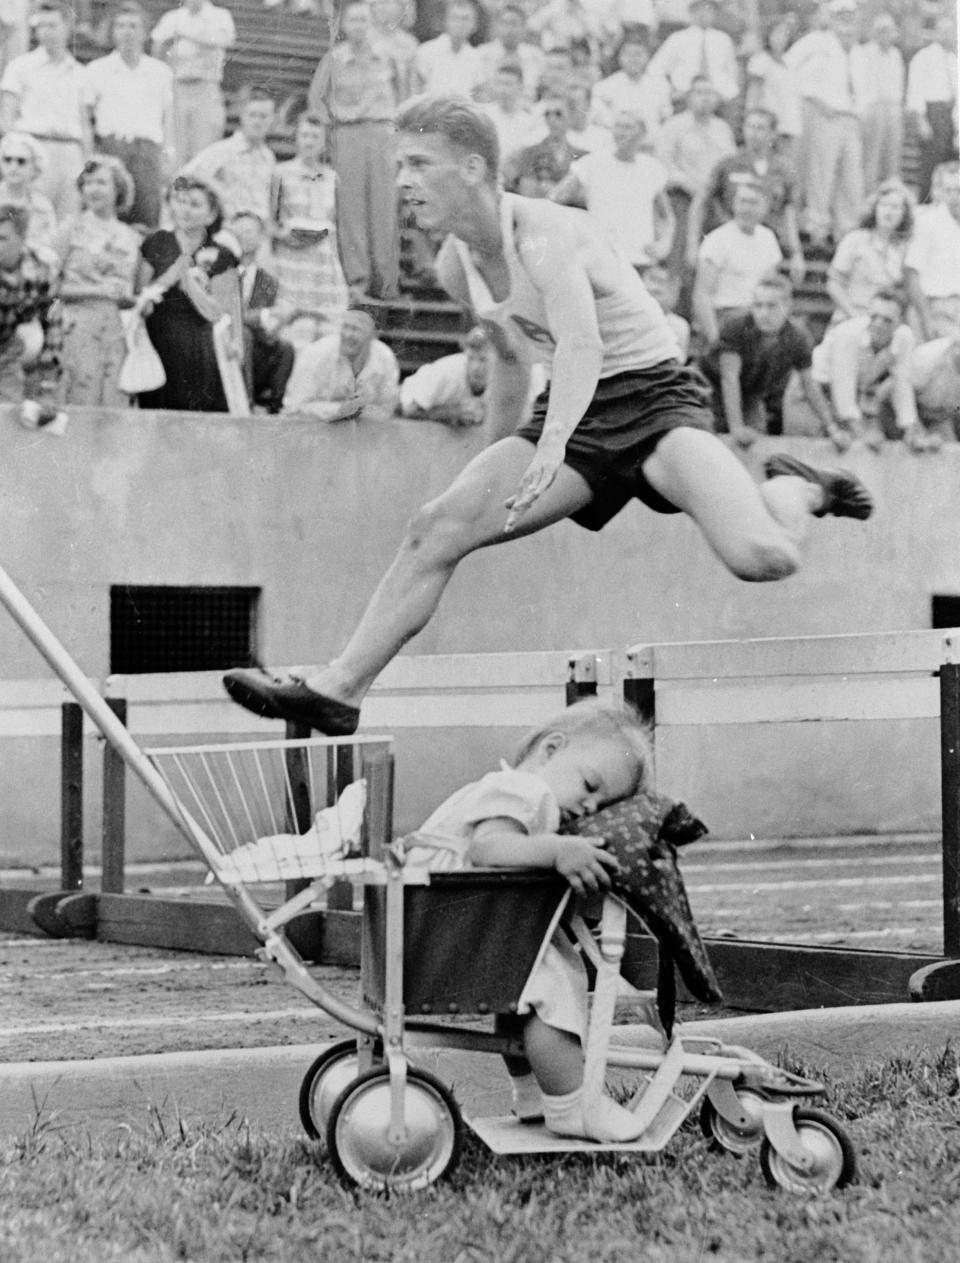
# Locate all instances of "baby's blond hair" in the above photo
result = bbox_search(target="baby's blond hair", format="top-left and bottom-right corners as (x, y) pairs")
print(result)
(511, 698), (653, 794)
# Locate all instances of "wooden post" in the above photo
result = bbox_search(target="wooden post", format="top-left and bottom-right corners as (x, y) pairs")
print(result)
(284, 720), (313, 900)
(60, 702), (84, 891)
(101, 698), (127, 894)
(566, 653), (598, 705)
(940, 660), (960, 957)
(622, 649), (655, 728)
(327, 742), (356, 911)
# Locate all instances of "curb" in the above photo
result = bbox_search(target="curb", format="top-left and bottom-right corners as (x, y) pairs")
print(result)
(1, 1002), (957, 1141)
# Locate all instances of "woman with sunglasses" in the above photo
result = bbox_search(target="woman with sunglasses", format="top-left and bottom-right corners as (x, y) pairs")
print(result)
(0, 131), (56, 254)
(53, 155), (140, 406)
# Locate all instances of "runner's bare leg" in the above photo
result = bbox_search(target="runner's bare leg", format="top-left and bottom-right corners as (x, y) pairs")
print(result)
(303, 437), (593, 705)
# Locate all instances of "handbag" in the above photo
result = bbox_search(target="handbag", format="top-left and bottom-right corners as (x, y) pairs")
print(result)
(118, 309), (166, 395)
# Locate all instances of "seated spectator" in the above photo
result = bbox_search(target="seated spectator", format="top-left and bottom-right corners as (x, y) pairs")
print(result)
(0, 132), (57, 255)
(506, 96), (587, 197)
(647, 0), (739, 112)
(643, 263), (690, 361)
(413, 0), (486, 98)
(282, 307), (400, 421)
(551, 111), (674, 272)
(0, 202), (62, 406)
(692, 181), (783, 349)
(905, 161), (960, 342)
(851, 12), (904, 193)
(589, 33), (672, 141)
(83, 1), (175, 230)
(150, 0), (236, 167)
(181, 85), (276, 224)
(481, 61), (545, 170)
(136, 174), (240, 412)
(527, 0), (617, 64)
(744, 18), (802, 169)
(699, 272), (836, 447)
(811, 289), (925, 451)
(827, 178), (914, 325)
(55, 156), (141, 407)
(686, 107), (805, 285)
(270, 111), (348, 335)
(477, 4), (544, 102)
(909, 333), (960, 444)
(230, 211), (295, 415)
(536, 46), (575, 103)
(399, 325), (489, 426)
(562, 82), (614, 154)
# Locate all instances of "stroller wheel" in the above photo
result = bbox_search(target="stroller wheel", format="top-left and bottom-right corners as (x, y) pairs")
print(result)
(759, 1108), (857, 1194)
(699, 1089), (767, 1155)
(326, 1065), (463, 1192)
(299, 1039), (368, 1140)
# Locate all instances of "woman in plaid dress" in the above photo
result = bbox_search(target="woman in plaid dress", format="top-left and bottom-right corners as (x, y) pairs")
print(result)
(270, 112), (348, 334)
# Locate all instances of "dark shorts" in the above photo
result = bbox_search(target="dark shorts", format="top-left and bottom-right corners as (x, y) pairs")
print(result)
(515, 360), (714, 531)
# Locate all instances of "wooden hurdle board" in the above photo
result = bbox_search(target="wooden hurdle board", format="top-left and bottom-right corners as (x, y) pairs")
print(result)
(622, 629), (960, 1003)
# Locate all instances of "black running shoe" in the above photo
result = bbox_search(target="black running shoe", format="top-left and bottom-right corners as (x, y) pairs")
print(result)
(763, 454), (874, 520)
(222, 669), (360, 735)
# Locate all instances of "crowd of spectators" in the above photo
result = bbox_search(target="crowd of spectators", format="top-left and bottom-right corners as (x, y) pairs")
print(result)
(0, 0), (957, 444)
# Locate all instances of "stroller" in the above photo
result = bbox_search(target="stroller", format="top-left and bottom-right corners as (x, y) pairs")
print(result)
(0, 565), (857, 1196)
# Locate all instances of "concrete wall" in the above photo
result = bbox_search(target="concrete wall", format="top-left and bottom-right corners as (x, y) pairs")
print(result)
(1, 404), (958, 864)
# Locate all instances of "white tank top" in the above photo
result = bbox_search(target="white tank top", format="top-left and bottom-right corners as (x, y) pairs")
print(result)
(450, 193), (679, 377)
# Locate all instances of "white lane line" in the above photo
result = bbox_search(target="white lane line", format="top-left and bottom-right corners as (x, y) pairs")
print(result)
(688, 874), (940, 893)
(682, 854), (938, 874)
(0, 1008), (334, 1038)
(708, 927), (940, 945)
(685, 834), (937, 854)
(0, 959), (263, 986)
(695, 899), (941, 918)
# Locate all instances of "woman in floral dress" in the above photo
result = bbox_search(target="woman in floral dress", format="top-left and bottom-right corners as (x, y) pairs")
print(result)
(55, 156), (140, 406)
(270, 112), (348, 334)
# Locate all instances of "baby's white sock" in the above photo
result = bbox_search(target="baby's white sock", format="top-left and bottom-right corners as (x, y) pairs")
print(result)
(542, 1086), (645, 1143)
(509, 1072), (544, 1122)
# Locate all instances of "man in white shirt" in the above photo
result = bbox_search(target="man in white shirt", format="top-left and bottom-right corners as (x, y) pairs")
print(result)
(551, 111), (674, 271)
(477, 4), (544, 102)
(693, 181), (783, 348)
(783, 0), (863, 247)
(400, 325), (490, 426)
(589, 32), (672, 140)
(481, 62), (545, 171)
(283, 307), (400, 421)
(647, 0), (739, 111)
(562, 82), (614, 154)
(151, 0), (236, 165)
(414, 0), (486, 98)
(906, 14), (958, 203)
(850, 13), (904, 193)
(182, 87), (277, 224)
(905, 161), (960, 341)
(83, 2), (175, 228)
(0, 0), (91, 219)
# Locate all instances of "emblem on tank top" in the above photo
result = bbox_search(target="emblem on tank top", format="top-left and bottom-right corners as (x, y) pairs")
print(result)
(509, 314), (555, 346)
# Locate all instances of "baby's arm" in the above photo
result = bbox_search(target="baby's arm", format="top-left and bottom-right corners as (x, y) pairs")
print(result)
(468, 817), (619, 896)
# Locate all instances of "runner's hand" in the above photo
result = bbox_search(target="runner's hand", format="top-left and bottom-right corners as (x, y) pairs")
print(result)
(503, 435), (566, 532)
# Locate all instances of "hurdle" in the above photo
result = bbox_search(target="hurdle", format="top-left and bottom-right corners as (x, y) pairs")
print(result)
(622, 629), (960, 1005)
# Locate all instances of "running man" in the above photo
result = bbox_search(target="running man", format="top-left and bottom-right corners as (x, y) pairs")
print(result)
(223, 94), (873, 736)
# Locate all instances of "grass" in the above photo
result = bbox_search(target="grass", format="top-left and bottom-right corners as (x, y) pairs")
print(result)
(2, 1047), (959, 1263)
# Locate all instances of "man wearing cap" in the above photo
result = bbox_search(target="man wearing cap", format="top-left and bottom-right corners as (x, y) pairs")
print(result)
(647, 0), (739, 113)
(784, 0), (863, 248)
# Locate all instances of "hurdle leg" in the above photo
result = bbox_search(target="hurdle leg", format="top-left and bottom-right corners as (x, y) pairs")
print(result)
(101, 698), (127, 894)
(60, 701), (84, 891)
(940, 661), (960, 959)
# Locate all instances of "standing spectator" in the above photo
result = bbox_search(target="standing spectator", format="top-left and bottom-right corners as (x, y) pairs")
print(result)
(850, 12), (904, 192)
(150, 0), (236, 167)
(0, 1), (91, 221)
(0, 133), (58, 255)
(83, 1), (176, 230)
(507, 96), (587, 197)
(551, 112), (674, 271)
(783, 0), (863, 248)
(693, 181), (783, 349)
(270, 111), (348, 333)
(309, 0), (402, 300)
(905, 14), (958, 204)
(481, 62), (545, 171)
(562, 82), (614, 153)
(647, 0), (740, 113)
(229, 211), (295, 414)
(136, 175), (239, 411)
(413, 0), (486, 97)
(589, 33), (672, 140)
(744, 18), (803, 169)
(55, 156), (140, 406)
(282, 306), (400, 421)
(0, 203), (62, 405)
(686, 106), (805, 284)
(371, 0), (420, 99)
(811, 289), (922, 450)
(477, 4), (545, 102)
(904, 161), (960, 341)
(182, 87), (277, 225)
(826, 178), (914, 324)
(699, 272), (836, 446)
(527, 0), (618, 63)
